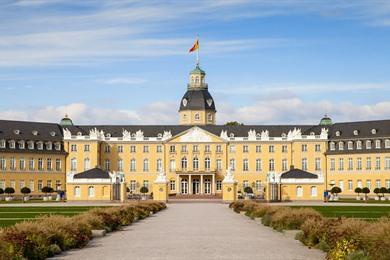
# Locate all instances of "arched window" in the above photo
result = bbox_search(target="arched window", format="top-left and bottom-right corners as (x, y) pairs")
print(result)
(193, 157), (199, 171)
(195, 113), (200, 120)
(204, 157), (211, 171)
(143, 159), (149, 172)
(74, 186), (80, 197)
(71, 158), (77, 171)
(88, 186), (95, 197)
(310, 186), (317, 197)
(181, 157), (187, 170)
(296, 186), (303, 197)
(386, 139), (390, 148)
(84, 158), (90, 171)
(208, 113), (213, 121)
(375, 140), (381, 149)
(366, 140), (372, 149)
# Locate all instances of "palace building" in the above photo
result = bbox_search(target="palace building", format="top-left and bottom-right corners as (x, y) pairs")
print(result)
(0, 63), (390, 201)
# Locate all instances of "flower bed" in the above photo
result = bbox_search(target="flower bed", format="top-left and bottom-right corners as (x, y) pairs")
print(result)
(230, 201), (390, 260)
(0, 201), (166, 260)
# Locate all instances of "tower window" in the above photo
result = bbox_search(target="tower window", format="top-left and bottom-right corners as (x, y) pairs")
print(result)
(195, 113), (200, 120)
(208, 113), (213, 121)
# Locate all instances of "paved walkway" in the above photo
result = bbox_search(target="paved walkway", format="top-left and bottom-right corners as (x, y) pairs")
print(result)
(55, 203), (325, 260)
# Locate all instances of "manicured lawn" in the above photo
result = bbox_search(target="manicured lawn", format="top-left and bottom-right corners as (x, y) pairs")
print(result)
(292, 206), (390, 219)
(329, 198), (390, 204)
(0, 206), (99, 227)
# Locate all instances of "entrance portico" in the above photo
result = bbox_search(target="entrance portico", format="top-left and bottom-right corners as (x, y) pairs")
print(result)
(176, 171), (216, 195)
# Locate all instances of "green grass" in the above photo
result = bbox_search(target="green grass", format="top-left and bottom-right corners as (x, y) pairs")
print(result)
(0, 206), (101, 227)
(329, 198), (390, 204)
(291, 206), (390, 219)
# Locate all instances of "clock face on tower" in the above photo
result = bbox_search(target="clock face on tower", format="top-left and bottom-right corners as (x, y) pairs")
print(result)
(182, 98), (188, 107)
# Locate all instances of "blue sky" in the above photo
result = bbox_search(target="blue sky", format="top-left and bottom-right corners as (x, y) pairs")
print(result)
(0, 0), (390, 125)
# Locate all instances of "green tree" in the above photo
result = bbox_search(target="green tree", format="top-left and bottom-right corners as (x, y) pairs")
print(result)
(362, 187), (370, 200)
(4, 187), (15, 196)
(379, 187), (387, 197)
(331, 186), (342, 195)
(21, 187), (31, 195)
(140, 186), (148, 199)
(354, 187), (362, 196)
(244, 186), (253, 194)
(225, 121), (244, 126)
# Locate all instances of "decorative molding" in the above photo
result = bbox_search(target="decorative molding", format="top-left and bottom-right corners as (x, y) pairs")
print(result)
(220, 130), (228, 140)
(248, 129), (256, 141)
(179, 127), (212, 142)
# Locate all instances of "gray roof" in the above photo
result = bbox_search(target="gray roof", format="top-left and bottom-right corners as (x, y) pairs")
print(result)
(74, 168), (110, 179)
(179, 89), (216, 112)
(0, 120), (63, 141)
(281, 168), (318, 179)
(328, 120), (390, 139)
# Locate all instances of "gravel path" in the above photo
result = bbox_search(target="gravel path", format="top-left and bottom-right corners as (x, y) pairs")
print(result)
(55, 203), (325, 260)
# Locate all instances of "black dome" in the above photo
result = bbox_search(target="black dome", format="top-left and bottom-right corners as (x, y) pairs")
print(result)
(179, 89), (216, 112)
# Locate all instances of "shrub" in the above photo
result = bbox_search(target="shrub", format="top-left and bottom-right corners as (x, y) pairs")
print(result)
(268, 207), (322, 231)
(331, 186), (342, 195)
(374, 188), (380, 196)
(0, 188), (4, 195)
(362, 187), (370, 197)
(4, 187), (15, 196)
(354, 187), (362, 196)
(379, 187), (388, 197)
(21, 187), (31, 195)
(41, 186), (51, 195)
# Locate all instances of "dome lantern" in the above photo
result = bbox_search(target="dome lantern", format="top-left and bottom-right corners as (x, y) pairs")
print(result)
(60, 114), (74, 126)
(319, 114), (333, 126)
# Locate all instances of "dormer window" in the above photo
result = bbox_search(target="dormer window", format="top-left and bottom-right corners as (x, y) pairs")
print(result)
(353, 130), (359, 136)
(46, 142), (52, 150)
(366, 140), (372, 149)
(229, 133), (234, 138)
(77, 132), (82, 136)
(55, 142), (61, 151)
(106, 133), (111, 138)
(194, 113), (200, 121)
(335, 131), (341, 136)
(348, 141), (353, 150)
(310, 132), (315, 136)
(50, 131), (56, 137)
(375, 140), (381, 149)
(37, 142), (43, 150)
(339, 142), (344, 150)
(0, 140), (5, 148)
(330, 142), (335, 151)
(18, 141), (25, 149)
(356, 140), (362, 150)
(385, 139), (390, 149)
(371, 129), (377, 134)
(28, 141), (34, 149)
(9, 140), (15, 149)
(281, 133), (287, 138)
(14, 129), (20, 135)
(32, 130), (38, 136)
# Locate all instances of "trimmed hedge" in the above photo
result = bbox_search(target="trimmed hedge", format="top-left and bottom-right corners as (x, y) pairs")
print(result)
(230, 201), (390, 260)
(0, 201), (166, 260)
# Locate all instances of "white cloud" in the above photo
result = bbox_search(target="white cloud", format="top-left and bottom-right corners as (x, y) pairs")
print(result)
(1, 98), (389, 125)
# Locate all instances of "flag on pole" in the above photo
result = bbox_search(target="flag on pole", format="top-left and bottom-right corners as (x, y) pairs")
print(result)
(189, 39), (199, 52)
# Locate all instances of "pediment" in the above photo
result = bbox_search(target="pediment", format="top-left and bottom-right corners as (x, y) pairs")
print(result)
(168, 126), (224, 143)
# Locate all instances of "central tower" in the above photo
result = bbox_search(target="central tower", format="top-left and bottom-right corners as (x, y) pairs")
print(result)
(179, 65), (216, 125)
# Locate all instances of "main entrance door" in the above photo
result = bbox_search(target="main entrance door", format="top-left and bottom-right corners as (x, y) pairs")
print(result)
(181, 179), (188, 194)
(204, 178), (211, 194)
(192, 179), (200, 194)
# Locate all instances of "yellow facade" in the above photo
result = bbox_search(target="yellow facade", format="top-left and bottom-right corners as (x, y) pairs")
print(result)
(66, 183), (112, 201)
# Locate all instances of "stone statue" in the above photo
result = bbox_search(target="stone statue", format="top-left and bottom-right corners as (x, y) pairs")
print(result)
(155, 169), (167, 183)
(223, 166), (235, 183)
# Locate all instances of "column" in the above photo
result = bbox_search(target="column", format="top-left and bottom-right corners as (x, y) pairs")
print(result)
(189, 175), (192, 195)
(200, 174), (203, 194)
(212, 174), (215, 195)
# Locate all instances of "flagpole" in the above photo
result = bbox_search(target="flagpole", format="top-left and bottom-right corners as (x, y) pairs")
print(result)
(196, 34), (199, 66)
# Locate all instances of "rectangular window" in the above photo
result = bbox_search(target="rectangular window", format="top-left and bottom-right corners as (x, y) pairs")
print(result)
(357, 179), (362, 188)
(84, 144), (90, 152)
(130, 159), (136, 172)
(348, 158), (353, 171)
(118, 159), (123, 172)
(375, 140), (381, 149)
(375, 157), (381, 170)
(269, 145), (274, 153)
(193, 145), (199, 152)
(130, 180), (136, 192)
(357, 158), (362, 170)
(19, 180), (25, 190)
(143, 146), (149, 153)
(315, 158), (321, 171)
(170, 160), (176, 171)
(256, 159), (262, 172)
(376, 179), (381, 188)
(38, 180), (43, 191)
(256, 145), (261, 153)
(269, 159), (275, 172)
(339, 158), (344, 171)
(216, 145), (222, 153)
(366, 179), (371, 189)
(47, 180), (52, 188)
(243, 145), (249, 153)
(71, 144), (77, 152)
(130, 146), (136, 153)
(47, 158), (52, 171)
(204, 145), (210, 153)
(143, 180), (149, 188)
(282, 159), (288, 171)
(170, 145), (176, 153)
(181, 145), (187, 152)
(56, 159), (61, 171)
(10, 157), (16, 170)
(229, 145), (235, 153)
(315, 144), (321, 152)
(385, 157), (390, 170)
(10, 180), (15, 189)
(143, 159), (149, 172)
(229, 159), (235, 171)
(302, 144), (307, 152)
(19, 158), (25, 170)
(0, 157), (5, 170)
(339, 180), (344, 191)
(0, 179), (4, 190)
(302, 158), (308, 171)
(330, 158), (335, 171)
(29, 158), (34, 171)
(348, 180), (353, 191)
(243, 159), (249, 171)
(104, 145), (111, 153)
(157, 145), (162, 153)
(282, 145), (288, 153)
(216, 180), (222, 191)
(170, 180), (176, 191)
(105, 159), (110, 171)
(212, 159), (220, 171)
(386, 179), (390, 189)
(366, 157), (371, 170)
(330, 142), (335, 150)
(117, 145), (123, 153)
(243, 180), (249, 188)
(38, 158), (43, 171)
(255, 180), (262, 191)
(55, 180), (61, 190)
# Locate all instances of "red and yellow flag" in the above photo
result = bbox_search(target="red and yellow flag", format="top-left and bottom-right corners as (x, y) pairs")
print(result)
(189, 39), (199, 52)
